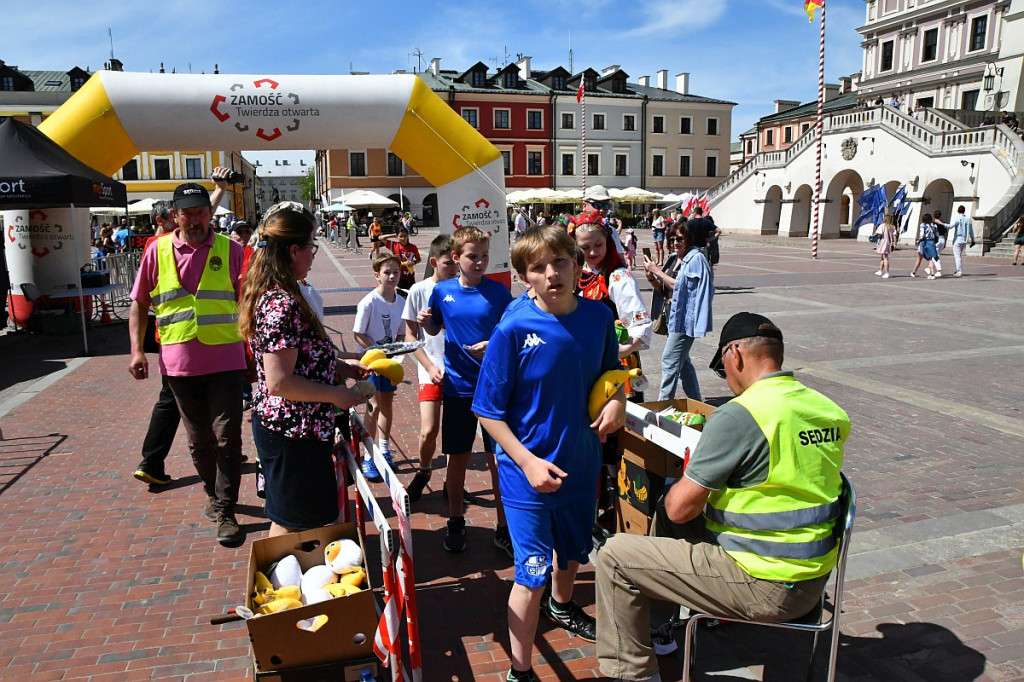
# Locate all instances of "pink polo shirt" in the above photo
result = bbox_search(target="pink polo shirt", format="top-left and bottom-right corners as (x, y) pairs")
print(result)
(131, 228), (246, 377)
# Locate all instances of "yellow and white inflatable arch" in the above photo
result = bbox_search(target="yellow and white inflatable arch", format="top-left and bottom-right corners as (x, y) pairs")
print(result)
(38, 71), (510, 281)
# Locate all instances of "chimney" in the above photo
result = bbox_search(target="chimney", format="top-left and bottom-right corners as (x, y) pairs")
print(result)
(429, 57), (441, 76)
(839, 75), (852, 93)
(656, 69), (668, 90)
(638, 75), (650, 88)
(824, 84), (840, 101)
(675, 72), (690, 95)
(774, 99), (801, 114)
(517, 55), (532, 80)
(601, 64), (621, 76)
(108, 58), (123, 72)
(159, 62), (165, 74)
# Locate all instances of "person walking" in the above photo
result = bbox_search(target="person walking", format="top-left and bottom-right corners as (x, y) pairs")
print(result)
(1012, 218), (1024, 265)
(650, 209), (666, 266)
(932, 209), (948, 276)
(874, 213), (895, 278)
(950, 205), (976, 277)
(910, 214), (939, 279)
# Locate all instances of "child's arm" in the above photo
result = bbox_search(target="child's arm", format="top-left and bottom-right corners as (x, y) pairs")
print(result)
(353, 332), (375, 349)
(406, 319), (443, 383)
(478, 416), (566, 493)
(590, 385), (626, 436)
(418, 306), (442, 336)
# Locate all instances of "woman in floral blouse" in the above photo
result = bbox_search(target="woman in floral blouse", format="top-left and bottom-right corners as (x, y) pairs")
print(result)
(239, 202), (367, 536)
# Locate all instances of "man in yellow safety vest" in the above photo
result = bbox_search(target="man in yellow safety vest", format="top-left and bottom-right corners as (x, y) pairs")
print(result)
(128, 181), (248, 546)
(596, 312), (849, 682)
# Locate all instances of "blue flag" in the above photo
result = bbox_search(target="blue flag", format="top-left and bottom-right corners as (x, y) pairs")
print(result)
(872, 185), (888, 226)
(854, 186), (879, 228)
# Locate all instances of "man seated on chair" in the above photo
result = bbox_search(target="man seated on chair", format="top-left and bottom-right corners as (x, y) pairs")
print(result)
(595, 312), (849, 682)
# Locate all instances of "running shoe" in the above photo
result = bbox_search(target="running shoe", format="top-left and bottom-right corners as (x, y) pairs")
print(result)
(493, 526), (514, 560)
(407, 469), (431, 503)
(361, 457), (382, 482)
(133, 468), (171, 486)
(444, 516), (466, 553)
(541, 597), (596, 642)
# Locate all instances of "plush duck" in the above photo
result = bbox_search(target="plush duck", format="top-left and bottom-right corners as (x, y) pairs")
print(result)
(588, 368), (643, 420)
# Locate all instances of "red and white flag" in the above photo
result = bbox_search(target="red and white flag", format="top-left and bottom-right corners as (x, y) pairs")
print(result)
(576, 82), (584, 103)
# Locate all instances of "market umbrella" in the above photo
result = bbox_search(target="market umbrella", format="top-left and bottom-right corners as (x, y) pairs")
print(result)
(0, 118), (127, 354)
(340, 189), (399, 209)
(324, 202), (354, 212)
(610, 187), (664, 202)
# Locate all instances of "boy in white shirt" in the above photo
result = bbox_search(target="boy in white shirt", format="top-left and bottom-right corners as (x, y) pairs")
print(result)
(353, 253), (406, 481)
(402, 235), (458, 502)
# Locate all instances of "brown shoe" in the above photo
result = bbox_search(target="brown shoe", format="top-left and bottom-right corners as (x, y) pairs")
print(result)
(202, 496), (217, 523)
(216, 512), (243, 546)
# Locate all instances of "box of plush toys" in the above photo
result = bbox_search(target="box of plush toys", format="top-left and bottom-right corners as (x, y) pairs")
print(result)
(245, 522), (377, 673)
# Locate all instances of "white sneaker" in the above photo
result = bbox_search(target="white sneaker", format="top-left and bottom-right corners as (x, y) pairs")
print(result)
(909, 271), (917, 278)
(954, 271), (962, 277)
(928, 274), (936, 280)
(882, 273), (890, 279)
(874, 270), (883, 276)
(935, 271), (942, 278)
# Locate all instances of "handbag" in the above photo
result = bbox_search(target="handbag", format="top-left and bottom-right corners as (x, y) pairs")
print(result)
(652, 299), (671, 335)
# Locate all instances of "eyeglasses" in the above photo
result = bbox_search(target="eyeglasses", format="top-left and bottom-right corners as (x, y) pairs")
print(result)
(711, 344), (734, 379)
(303, 243), (319, 255)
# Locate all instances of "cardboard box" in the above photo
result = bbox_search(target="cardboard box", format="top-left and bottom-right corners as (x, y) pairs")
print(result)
(247, 523), (377, 674)
(254, 656), (381, 681)
(616, 398), (715, 535)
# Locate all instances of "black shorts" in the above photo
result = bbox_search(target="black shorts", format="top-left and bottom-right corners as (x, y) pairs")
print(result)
(252, 414), (338, 530)
(442, 394), (496, 455)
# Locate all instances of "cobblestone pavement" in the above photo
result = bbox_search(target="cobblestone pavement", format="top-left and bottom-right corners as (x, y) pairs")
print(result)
(0, 230), (1021, 681)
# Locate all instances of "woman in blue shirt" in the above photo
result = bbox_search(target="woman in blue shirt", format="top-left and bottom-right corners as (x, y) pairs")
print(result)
(643, 223), (713, 400)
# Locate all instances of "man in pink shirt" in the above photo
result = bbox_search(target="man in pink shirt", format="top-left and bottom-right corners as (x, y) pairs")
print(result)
(128, 182), (247, 546)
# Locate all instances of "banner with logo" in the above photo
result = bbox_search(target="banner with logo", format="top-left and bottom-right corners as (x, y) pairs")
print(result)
(3, 207), (89, 296)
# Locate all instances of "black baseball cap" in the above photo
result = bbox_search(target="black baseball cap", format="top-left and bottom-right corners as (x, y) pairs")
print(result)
(709, 312), (783, 377)
(172, 182), (211, 210)
(231, 220), (251, 233)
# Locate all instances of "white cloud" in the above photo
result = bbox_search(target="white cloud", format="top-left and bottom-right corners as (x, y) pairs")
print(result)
(623, 0), (731, 37)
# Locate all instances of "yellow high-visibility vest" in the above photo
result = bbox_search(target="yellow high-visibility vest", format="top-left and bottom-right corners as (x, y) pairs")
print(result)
(150, 233), (241, 346)
(704, 374), (848, 582)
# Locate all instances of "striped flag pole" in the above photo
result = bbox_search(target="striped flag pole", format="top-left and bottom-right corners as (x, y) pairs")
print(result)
(811, 0), (827, 259)
(579, 82), (587, 199)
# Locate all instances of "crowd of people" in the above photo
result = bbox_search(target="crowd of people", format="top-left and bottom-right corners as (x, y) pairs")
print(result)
(126, 180), (850, 682)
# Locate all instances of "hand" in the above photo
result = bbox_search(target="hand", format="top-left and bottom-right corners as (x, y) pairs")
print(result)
(129, 352), (149, 381)
(523, 456), (567, 493)
(466, 341), (487, 360)
(416, 307), (432, 326)
(211, 166), (230, 189)
(590, 397), (626, 437)
(332, 385), (369, 410)
(336, 359), (369, 382)
(428, 365), (444, 384)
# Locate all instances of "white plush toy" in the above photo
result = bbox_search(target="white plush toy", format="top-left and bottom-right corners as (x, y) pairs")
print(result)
(325, 539), (363, 574)
(268, 554), (302, 590)
(300, 564), (339, 605)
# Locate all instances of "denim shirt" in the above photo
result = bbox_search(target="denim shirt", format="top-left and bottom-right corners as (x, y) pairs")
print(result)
(951, 215), (975, 245)
(669, 247), (713, 337)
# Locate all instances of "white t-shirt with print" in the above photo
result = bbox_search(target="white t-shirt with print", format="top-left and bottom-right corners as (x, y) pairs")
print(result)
(402, 278), (446, 385)
(354, 289), (407, 351)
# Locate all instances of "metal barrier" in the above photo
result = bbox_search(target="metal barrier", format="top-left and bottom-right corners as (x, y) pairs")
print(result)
(92, 251), (140, 307)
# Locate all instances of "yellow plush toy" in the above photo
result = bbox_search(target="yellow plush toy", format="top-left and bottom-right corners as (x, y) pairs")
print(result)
(588, 368), (642, 420)
(360, 349), (404, 385)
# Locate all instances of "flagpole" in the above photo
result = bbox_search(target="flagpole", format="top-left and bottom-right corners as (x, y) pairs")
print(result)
(580, 85), (587, 200)
(811, 0), (826, 259)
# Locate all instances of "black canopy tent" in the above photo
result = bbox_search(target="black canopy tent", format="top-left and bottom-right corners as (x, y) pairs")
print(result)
(0, 117), (128, 353)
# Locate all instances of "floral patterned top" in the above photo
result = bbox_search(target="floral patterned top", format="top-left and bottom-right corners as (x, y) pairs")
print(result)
(251, 286), (337, 440)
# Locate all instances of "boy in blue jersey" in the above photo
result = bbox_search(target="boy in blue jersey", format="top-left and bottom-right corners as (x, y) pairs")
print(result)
(419, 226), (513, 554)
(473, 226), (626, 682)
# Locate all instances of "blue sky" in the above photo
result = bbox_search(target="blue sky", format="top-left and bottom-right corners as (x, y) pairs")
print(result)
(5, 0), (865, 139)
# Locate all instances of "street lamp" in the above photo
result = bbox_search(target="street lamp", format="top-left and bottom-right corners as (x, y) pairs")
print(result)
(983, 62), (1005, 111)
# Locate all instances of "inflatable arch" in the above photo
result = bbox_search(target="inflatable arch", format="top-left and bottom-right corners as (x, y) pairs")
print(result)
(5, 71), (510, 319)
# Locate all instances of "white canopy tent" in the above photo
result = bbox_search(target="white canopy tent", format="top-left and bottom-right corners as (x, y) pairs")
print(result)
(340, 189), (399, 209)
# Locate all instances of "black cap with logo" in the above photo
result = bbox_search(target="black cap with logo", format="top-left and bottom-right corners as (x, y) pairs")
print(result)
(172, 182), (211, 210)
(709, 312), (783, 376)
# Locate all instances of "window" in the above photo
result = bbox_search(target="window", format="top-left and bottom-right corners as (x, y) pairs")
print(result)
(494, 109), (510, 129)
(706, 117), (719, 135)
(969, 16), (987, 51)
(0, 76), (14, 91)
(961, 90), (979, 110)
(679, 116), (692, 135)
(552, 75), (566, 90)
(121, 159), (139, 181)
(706, 155), (718, 178)
(184, 157), (203, 179)
(387, 152), (404, 176)
(153, 158), (171, 180)
(746, 140), (753, 155)
(593, 114), (605, 130)
(585, 74), (596, 91)
(587, 153), (599, 175)
(652, 115), (665, 134)
(561, 153), (575, 176)
(802, 122), (810, 133)
(71, 76), (85, 91)
(471, 70), (486, 87)
(922, 28), (938, 62)
(615, 154), (627, 176)
(561, 112), (574, 129)
(917, 96), (934, 108)
(501, 151), (511, 175)
(527, 110), (543, 130)
(622, 114), (635, 131)
(784, 127), (793, 144)
(527, 151), (543, 175)
(652, 154), (664, 176)
(881, 41), (894, 71)
(503, 71), (517, 88)
(765, 129), (775, 146)
(350, 151), (366, 176)
(680, 154), (692, 177)
(461, 108), (478, 128)
(611, 76), (626, 94)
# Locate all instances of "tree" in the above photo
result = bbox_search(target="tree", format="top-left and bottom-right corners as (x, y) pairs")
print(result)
(298, 168), (316, 204)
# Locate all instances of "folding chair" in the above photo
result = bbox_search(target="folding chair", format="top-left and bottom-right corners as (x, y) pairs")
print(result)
(682, 472), (856, 682)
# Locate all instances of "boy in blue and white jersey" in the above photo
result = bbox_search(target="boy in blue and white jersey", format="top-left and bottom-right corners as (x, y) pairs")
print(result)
(420, 226), (513, 554)
(473, 226), (625, 682)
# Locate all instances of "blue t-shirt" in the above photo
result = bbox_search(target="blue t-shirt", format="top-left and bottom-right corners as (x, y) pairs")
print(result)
(429, 276), (512, 397)
(473, 297), (619, 510)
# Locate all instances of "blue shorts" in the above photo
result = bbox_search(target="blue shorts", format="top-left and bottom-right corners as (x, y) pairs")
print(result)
(652, 229), (665, 244)
(504, 498), (597, 588)
(370, 373), (397, 393)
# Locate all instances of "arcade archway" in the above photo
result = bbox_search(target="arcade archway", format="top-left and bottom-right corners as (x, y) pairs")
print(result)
(790, 184), (813, 237)
(825, 169), (865, 239)
(760, 186), (783, 234)
(921, 179), (954, 223)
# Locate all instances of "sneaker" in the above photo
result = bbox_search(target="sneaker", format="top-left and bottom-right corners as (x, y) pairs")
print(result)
(506, 668), (540, 682)
(216, 512), (243, 545)
(882, 273), (890, 279)
(541, 597), (596, 642)
(380, 449), (395, 468)
(874, 270), (882, 276)
(202, 496), (218, 523)
(493, 526), (514, 560)
(406, 469), (431, 503)
(442, 482), (482, 505)
(651, 621), (678, 655)
(444, 516), (466, 553)
(361, 457), (382, 482)
(935, 271), (942, 277)
(909, 271), (917, 278)
(928, 274), (936, 280)
(954, 271), (962, 277)
(133, 468), (171, 486)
